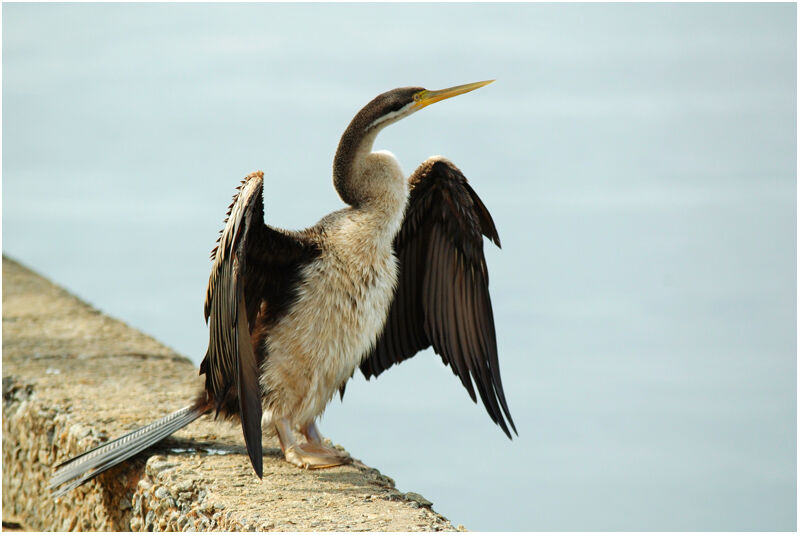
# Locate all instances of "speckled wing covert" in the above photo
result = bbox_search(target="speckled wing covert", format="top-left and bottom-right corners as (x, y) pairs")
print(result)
(202, 171), (319, 478)
(360, 158), (517, 438)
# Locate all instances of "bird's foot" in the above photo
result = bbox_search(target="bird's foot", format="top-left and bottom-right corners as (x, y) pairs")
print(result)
(275, 418), (351, 470)
(284, 442), (351, 470)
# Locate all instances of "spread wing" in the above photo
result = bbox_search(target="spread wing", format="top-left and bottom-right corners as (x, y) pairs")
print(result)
(201, 170), (318, 478)
(360, 157), (516, 438)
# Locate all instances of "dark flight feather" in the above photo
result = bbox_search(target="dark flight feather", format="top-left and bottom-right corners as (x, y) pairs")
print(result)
(201, 172), (265, 477)
(201, 171), (321, 477)
(360, 157), (516, 438)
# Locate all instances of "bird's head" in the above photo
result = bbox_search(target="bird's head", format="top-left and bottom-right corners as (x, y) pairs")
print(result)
(357, 80), (495, 133)
(334, 80), (494, 207)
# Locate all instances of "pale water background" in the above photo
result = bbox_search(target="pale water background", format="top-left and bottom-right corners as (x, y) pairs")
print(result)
(3, 3), (796, 531)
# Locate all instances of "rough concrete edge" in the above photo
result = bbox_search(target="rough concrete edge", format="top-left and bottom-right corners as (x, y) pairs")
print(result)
(1, 256), (463, 532)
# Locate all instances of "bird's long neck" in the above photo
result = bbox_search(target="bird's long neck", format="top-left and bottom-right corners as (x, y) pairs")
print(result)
(332, 121), (380, 208)
(332, 116), (407, 222)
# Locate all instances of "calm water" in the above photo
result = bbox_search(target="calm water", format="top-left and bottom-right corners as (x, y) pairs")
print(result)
(3, 3), (796, 530)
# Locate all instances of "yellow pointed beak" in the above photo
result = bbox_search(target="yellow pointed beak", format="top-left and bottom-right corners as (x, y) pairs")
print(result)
(412, 80), (494, 110)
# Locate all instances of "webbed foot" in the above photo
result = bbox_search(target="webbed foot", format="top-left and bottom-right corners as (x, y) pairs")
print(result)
(284, 442), (351, 469)
(275, 418), (351, 469)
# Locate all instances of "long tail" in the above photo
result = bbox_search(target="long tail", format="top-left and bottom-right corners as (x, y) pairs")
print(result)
(49, 401), (209, 497)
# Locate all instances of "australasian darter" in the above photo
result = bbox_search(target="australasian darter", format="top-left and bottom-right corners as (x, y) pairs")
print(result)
(50, 80), (516, 496)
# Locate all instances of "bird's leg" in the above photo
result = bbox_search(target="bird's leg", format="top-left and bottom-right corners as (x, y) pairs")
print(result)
(301, 421), (325, 444)
(275, 418), (351, 469)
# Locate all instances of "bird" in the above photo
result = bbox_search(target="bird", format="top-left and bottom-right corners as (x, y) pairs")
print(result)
(49, 80), (516, 496)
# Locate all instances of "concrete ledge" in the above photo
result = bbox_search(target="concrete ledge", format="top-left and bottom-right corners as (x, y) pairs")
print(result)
(2, 256), (459, 531)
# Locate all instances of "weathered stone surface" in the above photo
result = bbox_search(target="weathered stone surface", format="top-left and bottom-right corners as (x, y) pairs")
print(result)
(2, 256), (459, 531)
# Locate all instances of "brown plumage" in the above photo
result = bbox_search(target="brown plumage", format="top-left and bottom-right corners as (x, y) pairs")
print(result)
(361, 157), (515, 438)
(49, 81), (515, 495)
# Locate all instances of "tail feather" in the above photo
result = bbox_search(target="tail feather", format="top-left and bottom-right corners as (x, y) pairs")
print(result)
(49, 404), (207, 497)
